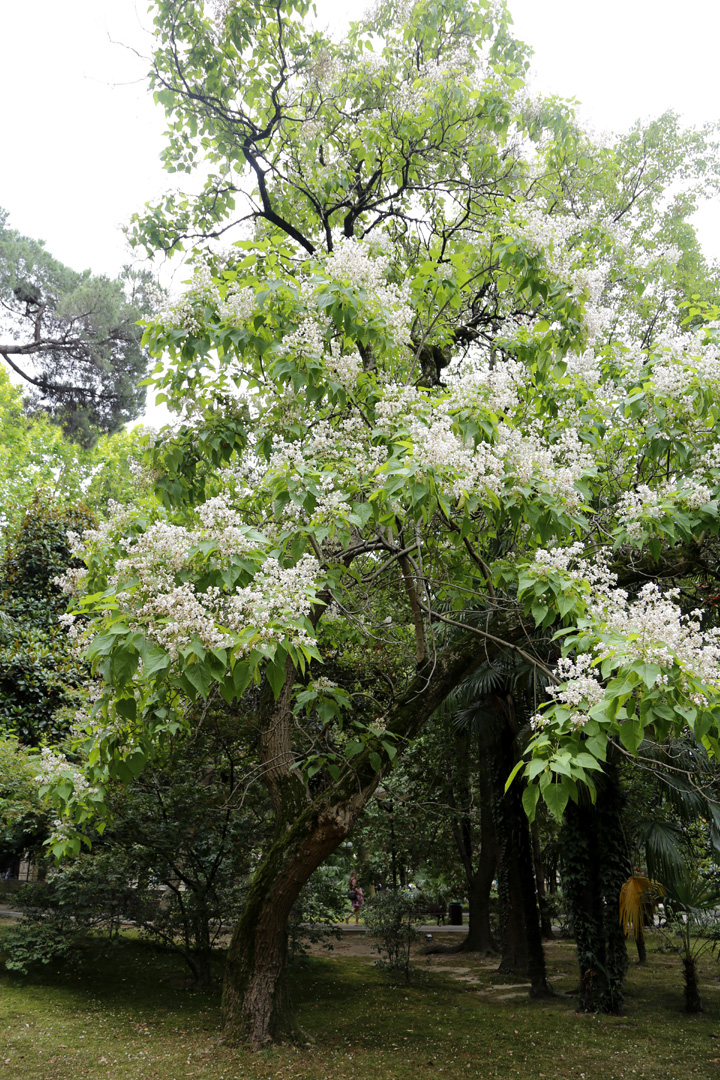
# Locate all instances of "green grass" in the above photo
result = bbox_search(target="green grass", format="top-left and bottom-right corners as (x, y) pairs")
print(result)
(1, 927), (719, 1080)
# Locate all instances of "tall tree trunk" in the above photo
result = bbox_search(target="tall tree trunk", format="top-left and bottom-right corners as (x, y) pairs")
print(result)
(221, 632), (494, 1046)
(561, 757), (629, 1014)
(532, 819), (553, 939)
(462, 751), (498, 953)
(491, 694), (550, 996)
(447, 731), (497, 955)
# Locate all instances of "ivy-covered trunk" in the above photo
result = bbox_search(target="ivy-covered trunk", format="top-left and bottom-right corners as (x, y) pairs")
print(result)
(561, 758), (629, 1013)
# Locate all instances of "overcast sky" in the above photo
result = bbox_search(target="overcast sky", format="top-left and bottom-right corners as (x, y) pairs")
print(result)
(1, 0), (718, 278)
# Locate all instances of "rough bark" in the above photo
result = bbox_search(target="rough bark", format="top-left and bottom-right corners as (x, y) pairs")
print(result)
(222, 631), (494, 1046)
(223, 799), (355, 1044)
(683, 955), (705, 1013)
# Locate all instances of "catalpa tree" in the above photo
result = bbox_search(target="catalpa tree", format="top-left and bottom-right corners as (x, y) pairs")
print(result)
(44, 0), (720, 1046)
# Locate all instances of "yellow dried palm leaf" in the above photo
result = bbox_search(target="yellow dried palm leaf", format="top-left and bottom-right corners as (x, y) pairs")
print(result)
(619, 875), (664, 940)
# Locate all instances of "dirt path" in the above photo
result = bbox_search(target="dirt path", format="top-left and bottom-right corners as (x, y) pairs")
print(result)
(308, 930), (576, 997)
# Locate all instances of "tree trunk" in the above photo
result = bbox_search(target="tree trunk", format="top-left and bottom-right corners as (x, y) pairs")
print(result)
(682, 955), (704, 1013)
(448, 731), (497, 955)
(463, 751), (498, 954)
(221, 631), (495, 1045)
(463, 863), (497, 953)
(491, 694), (550, 996)
(561, 757), (629, 1014)
(532, 818), (553, 939)
(223, 801), (353, 1045)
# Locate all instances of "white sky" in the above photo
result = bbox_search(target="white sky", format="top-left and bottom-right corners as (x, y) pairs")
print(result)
(1, 0), (718, 281)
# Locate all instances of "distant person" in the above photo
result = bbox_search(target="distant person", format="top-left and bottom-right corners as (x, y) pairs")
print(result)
(346, 877), (364, 924)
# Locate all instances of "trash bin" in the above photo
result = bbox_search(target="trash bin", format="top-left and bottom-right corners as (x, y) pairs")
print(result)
(449, 902), (463, 926)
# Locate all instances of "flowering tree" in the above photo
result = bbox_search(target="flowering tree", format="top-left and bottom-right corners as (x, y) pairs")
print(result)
(43, 0), (720, 1045)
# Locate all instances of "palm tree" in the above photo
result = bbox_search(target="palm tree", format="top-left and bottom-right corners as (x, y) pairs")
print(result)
(447, 650), (554, 995)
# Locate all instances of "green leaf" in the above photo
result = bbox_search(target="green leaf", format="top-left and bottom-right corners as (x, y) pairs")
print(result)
(265, 655), (287, 701)
(115, 697), (136, 722)
(504, 759), (525, 791)
(232, 662), (253, 699)
(111, 647), (139, 688)
(142, 648), (171, 679)
(618, 721), (644, 755)
(522, 783), (540, 821)
(524, 758), (548, 781)
(541, 778), (571, 820)
(184, 661), (211, 699)
(632, 661), (662, 689)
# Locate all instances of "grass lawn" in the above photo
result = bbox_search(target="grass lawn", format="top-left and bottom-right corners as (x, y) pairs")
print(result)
(1, 925), (719, 1080)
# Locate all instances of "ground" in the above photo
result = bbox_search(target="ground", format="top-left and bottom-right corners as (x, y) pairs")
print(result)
(1, 920), (719, 1080)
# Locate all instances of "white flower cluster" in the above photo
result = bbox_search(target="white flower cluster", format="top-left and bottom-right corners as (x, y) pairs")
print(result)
(325, 237), (414, 347)
(269, 415), (386, 480)
(591, 583), (720, 685)
(563, 350), (603, 386)
(54, 567), (88, 597)
(515, 207), (585, 265)
(451, 351), (526, 413)
(374, 384), (592, 509)
(134, 582), (232, 658)
(539, 653), (605, 730)
(277, 316), (329, 362)
(62, 498), (322, 663)
(502, 425), (594, 510)
(223, 554), (319, 653)
(195, 495), (260, 559)
(34, 747), (98, 798)
(645, 332), (720, 408)
(618, 481), (714, 541)
(154, 263), (220, 336)
(309, 676), (338, 693)
(325, 339), (363, 388)
(217, 283), (257, 326)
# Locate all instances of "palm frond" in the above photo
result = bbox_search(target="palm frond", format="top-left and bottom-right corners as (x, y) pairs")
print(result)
(642, 820), (691, 884)
(619, 876), (664, 941)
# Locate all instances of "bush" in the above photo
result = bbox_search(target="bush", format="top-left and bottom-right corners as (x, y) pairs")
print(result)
(364, 890), (419, 983)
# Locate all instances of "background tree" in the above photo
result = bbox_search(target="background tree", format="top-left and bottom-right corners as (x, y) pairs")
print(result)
(0, 494), (94, 746)
(0, 208), (155, 446)
(8, 705), (267, 987)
